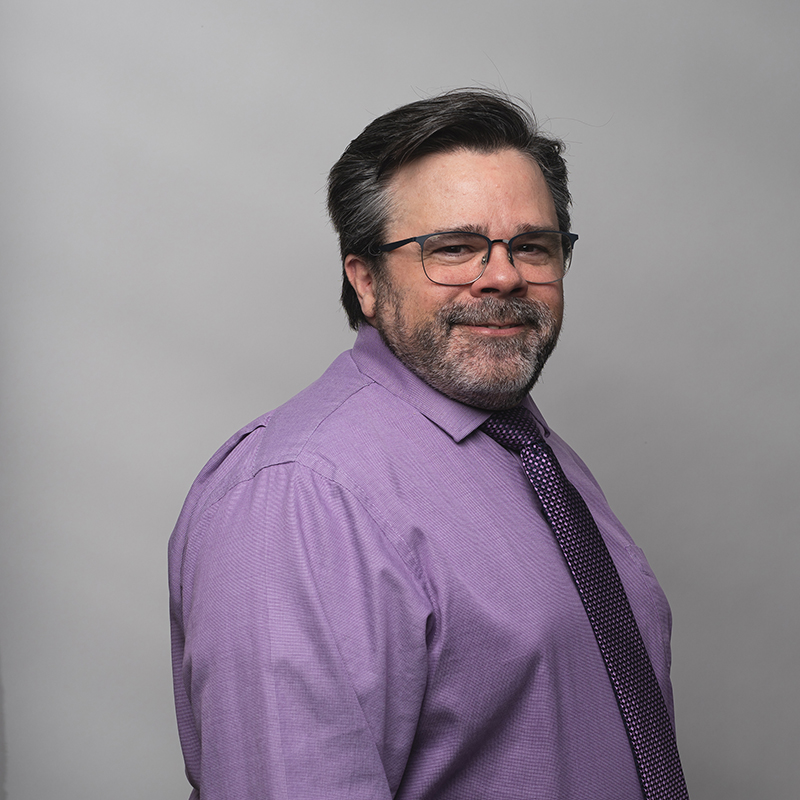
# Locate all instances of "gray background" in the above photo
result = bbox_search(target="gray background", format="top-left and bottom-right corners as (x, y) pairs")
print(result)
(1, 0), (798, 798)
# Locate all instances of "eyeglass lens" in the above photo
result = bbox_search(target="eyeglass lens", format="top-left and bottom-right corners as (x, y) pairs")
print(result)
(421, 231), (571, 286)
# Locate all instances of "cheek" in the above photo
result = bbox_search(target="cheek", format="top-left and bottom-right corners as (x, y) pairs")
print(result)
(391, 283), (465, 323)
(378, 257), (483, 324)
(532, 285), (564, 320)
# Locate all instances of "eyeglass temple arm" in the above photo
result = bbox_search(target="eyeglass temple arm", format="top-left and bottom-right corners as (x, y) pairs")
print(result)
(374, 237), (418, 254)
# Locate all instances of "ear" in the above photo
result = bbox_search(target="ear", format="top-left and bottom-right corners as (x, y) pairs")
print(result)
(344, 254), (378, 322)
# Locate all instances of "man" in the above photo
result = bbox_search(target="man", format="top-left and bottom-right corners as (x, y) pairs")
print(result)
(169, 89), (687, 799)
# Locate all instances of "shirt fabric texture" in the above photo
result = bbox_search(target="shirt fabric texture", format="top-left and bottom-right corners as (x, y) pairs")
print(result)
(169, 323), (675, 800)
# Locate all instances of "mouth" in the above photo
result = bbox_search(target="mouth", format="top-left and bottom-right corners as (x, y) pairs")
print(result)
(457, 321), (528, 336)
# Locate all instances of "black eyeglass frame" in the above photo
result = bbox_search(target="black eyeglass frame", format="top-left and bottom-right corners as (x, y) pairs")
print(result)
(374, 230), (579, 286)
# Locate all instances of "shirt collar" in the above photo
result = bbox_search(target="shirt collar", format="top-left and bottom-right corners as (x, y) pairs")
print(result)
(350, 324), (551, 443)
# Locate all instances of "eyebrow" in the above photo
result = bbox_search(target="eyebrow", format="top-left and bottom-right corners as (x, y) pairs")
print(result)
(436, 223), (559, 237)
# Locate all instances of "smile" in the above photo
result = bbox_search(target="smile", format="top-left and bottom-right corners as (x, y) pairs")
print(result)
(463, 322), (525, 330)
(456, 322), (528, 337)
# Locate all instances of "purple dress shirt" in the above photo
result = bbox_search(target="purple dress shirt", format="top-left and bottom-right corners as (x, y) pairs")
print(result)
(169, 324), (675, 800)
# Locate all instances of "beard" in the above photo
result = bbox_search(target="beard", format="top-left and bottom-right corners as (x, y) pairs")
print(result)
(373, 281), (561, 411)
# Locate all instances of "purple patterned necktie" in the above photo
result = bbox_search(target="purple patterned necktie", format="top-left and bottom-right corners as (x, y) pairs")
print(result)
(481, 406), (689, 800)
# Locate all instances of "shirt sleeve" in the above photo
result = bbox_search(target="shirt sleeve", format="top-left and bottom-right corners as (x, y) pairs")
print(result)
(169, 461), (433, 799)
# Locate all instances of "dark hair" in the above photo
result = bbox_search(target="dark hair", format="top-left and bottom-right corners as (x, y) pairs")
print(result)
(327, 88), (572, 329)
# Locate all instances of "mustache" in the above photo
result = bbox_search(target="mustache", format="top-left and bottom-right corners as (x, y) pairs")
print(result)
(441, 297), (553, 329)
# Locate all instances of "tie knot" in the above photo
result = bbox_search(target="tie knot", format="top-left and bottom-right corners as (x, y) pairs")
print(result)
(480, 406), (544, 453)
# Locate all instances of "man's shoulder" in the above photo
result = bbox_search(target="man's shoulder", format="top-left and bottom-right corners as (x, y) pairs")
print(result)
(180, 349), (377, 510)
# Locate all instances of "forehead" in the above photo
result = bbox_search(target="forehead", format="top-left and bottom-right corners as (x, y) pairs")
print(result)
(386, 148), (558, 235)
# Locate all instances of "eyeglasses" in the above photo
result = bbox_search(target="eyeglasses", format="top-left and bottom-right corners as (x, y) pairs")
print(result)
(376, 230), (579, 286)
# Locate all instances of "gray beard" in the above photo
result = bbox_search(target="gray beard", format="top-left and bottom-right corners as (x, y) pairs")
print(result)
(374, 289), (561, 411)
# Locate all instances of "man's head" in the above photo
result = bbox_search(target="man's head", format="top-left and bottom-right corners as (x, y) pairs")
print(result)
(327, 89), (574, 410)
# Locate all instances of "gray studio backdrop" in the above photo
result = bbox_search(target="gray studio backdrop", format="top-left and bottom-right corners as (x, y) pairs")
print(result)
(1, 1), (798, 798)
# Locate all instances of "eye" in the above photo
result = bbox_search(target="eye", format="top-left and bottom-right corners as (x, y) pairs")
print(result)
(437, 243), (478, 255)
(516, 242), (545, 253)
(424, 233), (485, 262)
(512, 233), (562, 262)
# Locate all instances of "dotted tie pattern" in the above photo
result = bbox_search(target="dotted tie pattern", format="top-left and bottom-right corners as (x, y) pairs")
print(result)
(481, 407), (689, 800)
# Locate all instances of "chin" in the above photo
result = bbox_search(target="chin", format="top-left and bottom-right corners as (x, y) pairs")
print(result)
(433, 334), (554, 409)
(437, 367), (542, 410)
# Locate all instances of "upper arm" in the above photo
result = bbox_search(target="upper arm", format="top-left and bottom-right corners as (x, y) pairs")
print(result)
(170, 462), (431, 799)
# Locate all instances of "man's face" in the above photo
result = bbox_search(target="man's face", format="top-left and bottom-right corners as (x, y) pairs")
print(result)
(346, 148), (565, 410)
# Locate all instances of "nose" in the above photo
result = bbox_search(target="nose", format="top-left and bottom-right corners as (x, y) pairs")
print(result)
(469, 239), (527, 297)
